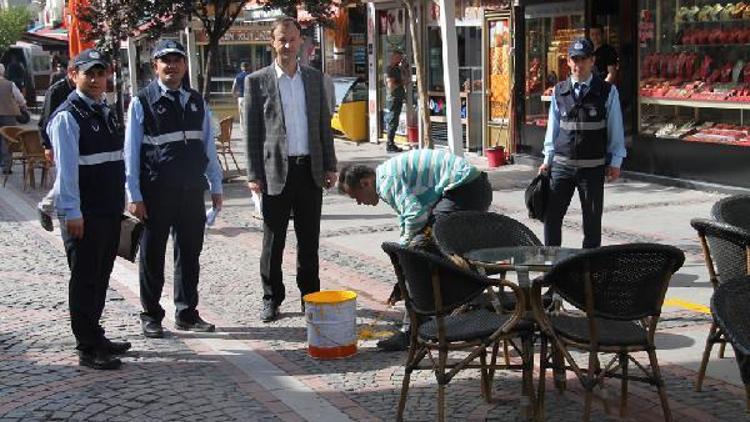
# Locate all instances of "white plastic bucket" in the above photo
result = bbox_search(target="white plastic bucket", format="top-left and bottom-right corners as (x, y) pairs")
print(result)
(303, 290), (358, 359)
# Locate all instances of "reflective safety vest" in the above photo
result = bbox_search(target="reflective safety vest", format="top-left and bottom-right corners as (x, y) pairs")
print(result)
(137, 80), (208, 190)
(553, 75), (611, 167)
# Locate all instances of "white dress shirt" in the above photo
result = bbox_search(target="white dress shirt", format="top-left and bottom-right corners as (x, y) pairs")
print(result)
(275, 62), (309, 156)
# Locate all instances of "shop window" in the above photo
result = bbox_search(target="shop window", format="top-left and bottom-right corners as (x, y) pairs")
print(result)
(639, 0), (750, 148)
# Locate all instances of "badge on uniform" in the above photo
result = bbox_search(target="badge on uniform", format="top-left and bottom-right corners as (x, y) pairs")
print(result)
(156, 104), (167, 114)
(190, 103), (198, 112)
(574, 42), (583, 50)
(589, 109), (598, 117)
(91, 121), (100, 132)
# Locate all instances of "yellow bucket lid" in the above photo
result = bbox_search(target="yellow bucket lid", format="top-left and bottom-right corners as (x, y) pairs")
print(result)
(304, 290), (357, 304)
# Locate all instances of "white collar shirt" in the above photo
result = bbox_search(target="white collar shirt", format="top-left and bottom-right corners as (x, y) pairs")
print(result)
(275, 61), (309, 156)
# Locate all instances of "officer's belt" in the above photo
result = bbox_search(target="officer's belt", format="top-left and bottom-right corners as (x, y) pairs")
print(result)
(144, 130), (203, 146)
(560, 121), (606, 131)
(79, 150), (124, 166)
(553, 155), (606, 167)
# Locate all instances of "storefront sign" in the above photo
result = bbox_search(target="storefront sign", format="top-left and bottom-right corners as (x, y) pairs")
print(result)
(525, 0), (584, 19)
(195, 23), (272, 45)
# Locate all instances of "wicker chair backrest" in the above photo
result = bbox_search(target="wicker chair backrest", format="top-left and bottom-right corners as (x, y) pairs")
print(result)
(389, 244), (489, 316)
(544, 243), (685, 320)
(433, 211), (542, 257)
(711, 276), (750, 356)
(712, 194), (750, 233)
(691, 218), (750, 283)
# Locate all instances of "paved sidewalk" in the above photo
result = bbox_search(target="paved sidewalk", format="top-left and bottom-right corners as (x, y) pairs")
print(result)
(1, 127), (748, 421)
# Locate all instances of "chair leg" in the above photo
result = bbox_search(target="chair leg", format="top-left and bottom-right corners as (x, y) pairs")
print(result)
(521, 334), (535, 420)
(619, 353), (629, 417)
(228, 148), (241, 172)
(397, 350), (417, 422)
(552, 343), (567, 392)
(437, 349), (448, 422)
(479, 347), (491, 402)
(503, 340), (511, 365)
(537, 335), (548, 420)
(583, 387), (593, 422)
(488, 340), (500, 384)
(696, 322), (718, 391)
(719, 342), (727, 359)
(647, 348), (673, 422)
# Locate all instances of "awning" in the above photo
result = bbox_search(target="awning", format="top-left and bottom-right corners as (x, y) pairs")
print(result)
(21, 27), (69, 48)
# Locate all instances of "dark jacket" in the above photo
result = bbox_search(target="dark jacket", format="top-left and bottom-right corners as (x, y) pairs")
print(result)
(39, 78), (74, 149)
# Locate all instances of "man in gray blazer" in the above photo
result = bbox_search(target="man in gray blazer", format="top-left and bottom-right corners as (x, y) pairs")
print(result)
(244, 17), (338, 322)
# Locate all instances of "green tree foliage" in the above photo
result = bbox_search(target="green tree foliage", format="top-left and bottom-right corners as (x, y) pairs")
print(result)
(0, 7), (31, 58)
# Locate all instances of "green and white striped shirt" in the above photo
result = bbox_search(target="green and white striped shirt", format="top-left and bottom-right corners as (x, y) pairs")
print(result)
(376, 149), (480, 245)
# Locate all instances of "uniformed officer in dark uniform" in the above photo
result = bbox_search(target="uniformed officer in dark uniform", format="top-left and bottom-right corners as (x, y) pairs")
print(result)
(538, 38), (626, 249)
(124, 40), (223, 338)
(48, 49), (130, 370)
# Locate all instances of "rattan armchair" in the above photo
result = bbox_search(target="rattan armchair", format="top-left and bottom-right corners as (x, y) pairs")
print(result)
(16, 129), (50, 190)
(712, 194), (750, 232)
(691, 218), (750, 392)
(533, 243), (685, 421)
(381, 242), (535, 421)
(711, 275), (750, 412)
(215, 116), (240, 173)
(0, 126), (24, 187)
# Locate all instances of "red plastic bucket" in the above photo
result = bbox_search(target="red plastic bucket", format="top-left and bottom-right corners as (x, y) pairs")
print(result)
(486, 146), (506, 167)
(407, 125), (418, 142)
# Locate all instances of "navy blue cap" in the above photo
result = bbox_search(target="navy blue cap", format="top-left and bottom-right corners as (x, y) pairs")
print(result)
(152, 40), (187, 59)
(73, 49), (110, 72)
(568, 38), (594, 58)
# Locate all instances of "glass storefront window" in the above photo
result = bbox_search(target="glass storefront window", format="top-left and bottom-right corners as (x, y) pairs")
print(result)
(638, 0), (750, 148)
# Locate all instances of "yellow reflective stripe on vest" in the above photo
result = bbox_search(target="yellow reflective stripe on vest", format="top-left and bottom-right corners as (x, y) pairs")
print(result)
(559, 121), (606, 131)
(78, 150), (124, 166)
(144, 130), (203, 146)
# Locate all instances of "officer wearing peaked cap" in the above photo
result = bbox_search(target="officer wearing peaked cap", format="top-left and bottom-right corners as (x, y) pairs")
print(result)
(124, 39), (223, 338)
(48, 48), (131, 370)
(538, 37), (626, 249)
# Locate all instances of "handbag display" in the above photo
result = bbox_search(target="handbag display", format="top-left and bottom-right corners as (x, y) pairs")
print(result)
(117, 214), (144, 262)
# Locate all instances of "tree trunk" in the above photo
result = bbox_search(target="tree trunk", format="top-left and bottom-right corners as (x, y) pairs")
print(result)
(201, 39), (218, 101)
(110, 39), (125, 125)
(403, 0), (432, 148)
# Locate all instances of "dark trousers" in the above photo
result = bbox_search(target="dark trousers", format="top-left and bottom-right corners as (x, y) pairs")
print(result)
(544, 163), (605, 249)
(386, 96), (404, 145)
(139, 187), (206, 323)
(261, 158), (323, 306)
(61, 215), (121, 352)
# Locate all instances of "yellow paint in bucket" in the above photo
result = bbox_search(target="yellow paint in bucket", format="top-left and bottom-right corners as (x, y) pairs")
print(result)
(304, 290), (358, 359)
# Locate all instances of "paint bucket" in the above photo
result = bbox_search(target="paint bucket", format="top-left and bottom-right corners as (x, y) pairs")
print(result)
(304, 290), (358, 359)
(486, 146), (506, 167)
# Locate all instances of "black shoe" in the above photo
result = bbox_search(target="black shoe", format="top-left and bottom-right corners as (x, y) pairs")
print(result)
(175, 315), (215, 332)
(261, 302), (280, 323)
(377, 331), (410, 352)
(38, 207), (53, 232)
(104, 339), (132, 355)
(141, 320), (164, 338)
(386, 144), (403, 153)
(78, 349), (122, 370)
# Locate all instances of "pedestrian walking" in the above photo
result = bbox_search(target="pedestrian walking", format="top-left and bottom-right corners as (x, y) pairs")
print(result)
(384, 49), (407, 153)
(538, 37), (626, 249)
(0, 63), (27, 175)
(48, 49), (130, 369)
(231, 62), (251, 132)
(50, 63), (68, 86)
(37, 63), (76, 232)
(124, 39), (224, 338)
(338, 149), (492, 351)
(244, 17), (338, 323)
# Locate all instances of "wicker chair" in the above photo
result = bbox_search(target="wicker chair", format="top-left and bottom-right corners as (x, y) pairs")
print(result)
(16, 129), (50, 190)
(691, 218), (750, 392)
(0, 126), (25, 187)
(534, 243), (685, 421)
(710, 275), (750, 412)
(214, 116), (240, 173)
(381, 242), (535, 422)
(712, 194), (750, 233)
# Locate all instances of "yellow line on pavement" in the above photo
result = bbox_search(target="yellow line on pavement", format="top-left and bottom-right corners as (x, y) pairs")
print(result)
(663, 298), (711, 315)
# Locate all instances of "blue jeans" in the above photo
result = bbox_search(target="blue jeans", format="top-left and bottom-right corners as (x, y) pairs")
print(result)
(543, 163), (605, 248)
